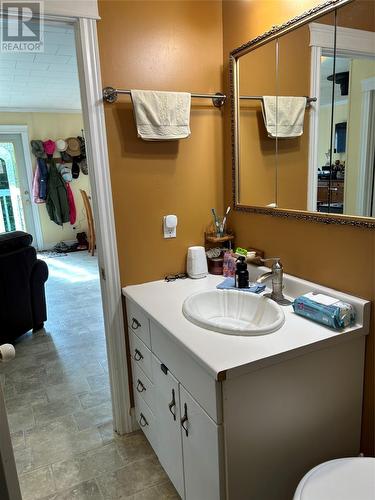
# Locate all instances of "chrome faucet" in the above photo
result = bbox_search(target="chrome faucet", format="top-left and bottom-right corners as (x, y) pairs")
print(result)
(256, 258), (292, 306)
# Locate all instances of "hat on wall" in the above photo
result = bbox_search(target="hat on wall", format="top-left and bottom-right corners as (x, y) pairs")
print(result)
(56, 139), (68, 152)
(79, 158), (88, 175)
(30, 140), (46, 159)
(72, 158), (80, 179)
(66, 137), (81, 157)
(60, 151), (73, 162)
(57, 163), (73, 183)
(43, 139), (56, 156)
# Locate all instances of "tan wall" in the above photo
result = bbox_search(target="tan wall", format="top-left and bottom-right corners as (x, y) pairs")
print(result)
(222, 0), (374, 456)
(97, 0), (224, 286)
(238, 41), (278, 206)
(0, 112), (90, 246)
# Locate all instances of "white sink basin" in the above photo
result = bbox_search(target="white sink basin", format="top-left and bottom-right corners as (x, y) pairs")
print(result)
(182, 289), (285, 336)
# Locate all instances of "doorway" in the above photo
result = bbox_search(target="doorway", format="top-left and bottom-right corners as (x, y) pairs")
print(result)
(0, 11), (132, 500)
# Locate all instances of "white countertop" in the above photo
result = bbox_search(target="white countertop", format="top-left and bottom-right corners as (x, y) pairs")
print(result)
(123, 269), (370, 380)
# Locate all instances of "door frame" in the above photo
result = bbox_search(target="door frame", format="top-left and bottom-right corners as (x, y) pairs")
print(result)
(75, 17), (133, 434)
(308, 22), (375, 211)
(357, 78), (375, 216)
(0, 125), (44, 249)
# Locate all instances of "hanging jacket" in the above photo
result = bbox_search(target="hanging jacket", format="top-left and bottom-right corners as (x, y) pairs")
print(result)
(46, 160), (70, 226)
(66, 182), (76, 225)
(32, 162), (45, 204)
(37, 158), (48, 200)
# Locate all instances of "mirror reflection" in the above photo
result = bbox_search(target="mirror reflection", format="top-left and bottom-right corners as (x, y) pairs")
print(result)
(234, 0), (375, 219)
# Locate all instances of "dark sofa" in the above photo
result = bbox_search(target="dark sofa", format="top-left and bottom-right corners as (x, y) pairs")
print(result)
(0, 231), (48, 343)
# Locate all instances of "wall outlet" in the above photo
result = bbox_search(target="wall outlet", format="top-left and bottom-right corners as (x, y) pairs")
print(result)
(163, 215), (178, 238)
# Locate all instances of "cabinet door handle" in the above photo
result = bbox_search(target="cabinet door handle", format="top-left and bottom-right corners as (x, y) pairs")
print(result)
(180, 402), (189, 437)
(131, 317), (141, 330)
(139, 413), (148, 427)
(168, 388), (176, 421)
(136, 379), (146, 393)
(134, 349), (143, 361)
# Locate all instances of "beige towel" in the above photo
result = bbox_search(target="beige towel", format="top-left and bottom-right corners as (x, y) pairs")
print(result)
(130, 90), (191, 141)
(262, 96), (307, 138)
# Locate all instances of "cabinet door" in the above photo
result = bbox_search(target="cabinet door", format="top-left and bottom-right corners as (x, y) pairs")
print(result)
(179, 385), (223, 500)
(153, 356), (184, 498)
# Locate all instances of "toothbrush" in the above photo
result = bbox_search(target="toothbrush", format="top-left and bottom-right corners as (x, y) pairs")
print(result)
(211, 208), (220, 234)
(222, 206), (231, 233)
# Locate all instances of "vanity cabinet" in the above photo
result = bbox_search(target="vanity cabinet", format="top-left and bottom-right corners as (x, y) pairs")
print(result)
(128, 303), (223, 500)
(125, 280), (368, 500)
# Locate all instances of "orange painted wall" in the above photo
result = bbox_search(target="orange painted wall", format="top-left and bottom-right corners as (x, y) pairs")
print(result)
(97, 0), (224, 286)
(222, 0), (374, 455)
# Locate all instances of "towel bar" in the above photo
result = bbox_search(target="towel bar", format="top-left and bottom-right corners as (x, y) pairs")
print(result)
(240, 95), (317, 105)
(102, 87), (227, 108)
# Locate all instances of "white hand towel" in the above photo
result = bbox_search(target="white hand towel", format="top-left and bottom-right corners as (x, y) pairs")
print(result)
(130, 90), (191, 141)
(262, 96), (307, 138)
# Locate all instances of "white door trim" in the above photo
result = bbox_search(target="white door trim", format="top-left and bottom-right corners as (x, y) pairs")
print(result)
(75, 18), (132, 434)
(357, 78), (375, 215)
(0, 125), (44, 250)
(307, 45), (321, 211)
(309, 22), (375, 54)
(308, 23), (375, 211)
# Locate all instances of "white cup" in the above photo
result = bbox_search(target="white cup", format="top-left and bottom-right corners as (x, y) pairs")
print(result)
(187, 246), (208, 279)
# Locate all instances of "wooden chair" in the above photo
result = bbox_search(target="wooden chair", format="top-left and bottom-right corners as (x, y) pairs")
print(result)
(80, 189), (96, 256)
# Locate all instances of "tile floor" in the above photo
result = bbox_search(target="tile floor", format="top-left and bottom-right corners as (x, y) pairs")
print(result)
(0, 252), (178, 500)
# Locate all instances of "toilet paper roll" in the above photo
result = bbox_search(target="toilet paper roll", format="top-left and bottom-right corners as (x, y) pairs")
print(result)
(0, 344), (15, 362)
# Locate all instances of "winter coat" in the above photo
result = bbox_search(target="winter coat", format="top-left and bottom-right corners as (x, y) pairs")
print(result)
(32, 162), (45, 204)
(38, 158), (48, 200)
(46, 160), (70, 226)
(66, 182), (76, 225)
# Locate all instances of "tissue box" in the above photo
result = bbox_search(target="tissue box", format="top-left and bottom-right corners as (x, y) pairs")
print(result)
(293, 292), (355, 330)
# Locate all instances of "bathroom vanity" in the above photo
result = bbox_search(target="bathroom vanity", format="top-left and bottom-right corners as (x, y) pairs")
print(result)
(122, 266), (370, 500)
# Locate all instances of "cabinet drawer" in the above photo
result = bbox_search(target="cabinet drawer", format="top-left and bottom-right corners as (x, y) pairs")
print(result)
(127, 299), (151, 348)
(134, 392), (158, 455)
(132, 360), (154, 412)
(129, 329), (153, 381)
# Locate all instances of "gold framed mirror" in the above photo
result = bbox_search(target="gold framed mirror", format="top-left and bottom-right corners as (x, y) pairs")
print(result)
(230, 0), (375, 228)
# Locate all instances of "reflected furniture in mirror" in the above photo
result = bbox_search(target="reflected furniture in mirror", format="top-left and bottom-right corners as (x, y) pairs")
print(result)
(231, 0), (375, 227)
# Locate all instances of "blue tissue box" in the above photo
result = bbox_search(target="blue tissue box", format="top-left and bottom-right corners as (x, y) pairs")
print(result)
(293, 293), (355, 330)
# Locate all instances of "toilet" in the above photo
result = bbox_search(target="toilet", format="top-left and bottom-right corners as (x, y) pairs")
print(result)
(293, 457), (375, 500)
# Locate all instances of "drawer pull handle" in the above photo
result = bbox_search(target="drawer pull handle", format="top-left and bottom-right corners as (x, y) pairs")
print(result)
(139, 413), (148, 427)
(168, 388), (176, 421)
(132, 318), (141, 330)
(134, 349), (143, 361)
(180, 402), (189, 437)
(136, 379), (146, 393)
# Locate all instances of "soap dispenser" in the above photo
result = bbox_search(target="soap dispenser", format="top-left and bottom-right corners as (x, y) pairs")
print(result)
(235, 256), (249, 288)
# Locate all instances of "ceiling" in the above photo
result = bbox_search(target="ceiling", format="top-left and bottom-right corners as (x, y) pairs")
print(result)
(320, 56), (350, 106)
(0, 22), (81, 111)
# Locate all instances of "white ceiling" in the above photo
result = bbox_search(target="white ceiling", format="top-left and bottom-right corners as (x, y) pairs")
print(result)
(320, 56), (350, 106)
(0, 22), (81, 111)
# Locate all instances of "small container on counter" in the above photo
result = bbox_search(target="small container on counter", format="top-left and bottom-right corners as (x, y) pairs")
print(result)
(223, 250), (236, 277)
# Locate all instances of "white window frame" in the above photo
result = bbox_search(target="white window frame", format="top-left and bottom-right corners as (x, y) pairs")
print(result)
(0, 125), (44, 249)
